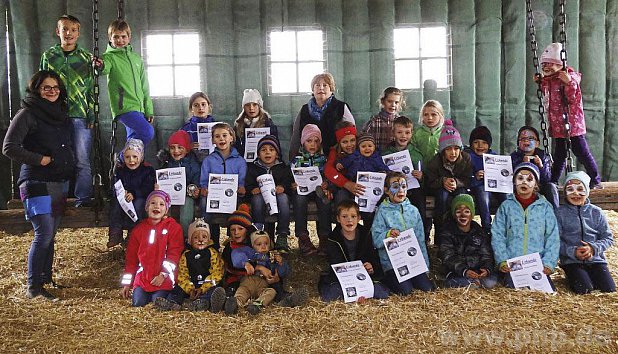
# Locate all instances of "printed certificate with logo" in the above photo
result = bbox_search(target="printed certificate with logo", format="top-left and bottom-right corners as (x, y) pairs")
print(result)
(355, 172), (386, 212)
(507, 252), (555, 293)
(383, 228), (428, 283)
(206, 174), (238, 214)
(155, 167), (186, 205)
(197, 122), (218, 153)
(257, 174), (278, 215)
(113, 180), (138, 222)
(331, 260), (374, 303)
(382, 150), (421, 189)
(244, 127), (271, 162)
(483, 154), (513, 194)
(291, 166), (323, 196)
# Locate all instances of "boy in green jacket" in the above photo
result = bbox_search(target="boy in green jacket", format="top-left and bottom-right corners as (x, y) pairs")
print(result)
(40, 15), (94, 207)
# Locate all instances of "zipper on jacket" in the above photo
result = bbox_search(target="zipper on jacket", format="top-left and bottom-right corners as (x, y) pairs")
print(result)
(522, 208), (529, 255)
(125, 49), (140, 99)
(578, 205), (585, 264)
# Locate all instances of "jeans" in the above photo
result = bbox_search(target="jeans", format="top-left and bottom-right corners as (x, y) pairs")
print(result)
(470, 187), (506, 231)
(562, 263), (616, 294)
(132, 287), (169, 307)
(71, 118), (92, 205)
(169, 197), (197, 240)
(28, 213), (62, 286)
(444, 272), (499, 289)
(294, 193), (332, 237)
(319, 280), (390, 302)
(251, 193), (290, 236)
(551, 135), (601, 185)
(382, 270), (434, 295)
(116, 111), (154, 146)
(167, 284), (217, 304)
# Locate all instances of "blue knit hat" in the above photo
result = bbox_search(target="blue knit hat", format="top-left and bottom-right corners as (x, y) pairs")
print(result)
(513, 162), (540, 182)
(257, 134), (281, 157)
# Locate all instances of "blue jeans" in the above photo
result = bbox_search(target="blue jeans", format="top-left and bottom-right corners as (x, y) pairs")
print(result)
(28, 213), (62, 286)
(251, 193), (290, 236)
(383, 270), (434, 295)
(562, 263), (616, 294)
(71, 118), (92, 205)
(320, 280), (390, 302)
(132, 287), (169, 307)
(470, 187), (506, 231)
(116, 111), (154, 146)
(444, 272), (499, 289)
(294, 192), (332, 237)
(167, 284), (217, 304)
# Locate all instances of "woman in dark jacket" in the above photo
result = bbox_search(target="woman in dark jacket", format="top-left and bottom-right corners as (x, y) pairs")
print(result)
(3, 70), (75, 300)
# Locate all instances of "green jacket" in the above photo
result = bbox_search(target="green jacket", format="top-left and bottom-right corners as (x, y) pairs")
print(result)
(411, 124), (443, 168)
(39, 44), (94, 123)
(101, 44), (153, 118)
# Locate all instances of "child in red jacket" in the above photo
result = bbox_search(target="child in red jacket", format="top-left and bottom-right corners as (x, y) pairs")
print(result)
(121, 190), (185, 307)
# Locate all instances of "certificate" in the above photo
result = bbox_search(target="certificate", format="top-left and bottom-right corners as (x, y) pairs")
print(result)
(156, 167), (186, 206)
(383, 228), (428, 283)
(113, 180), (138, 222)
(331, 260), (375, 303)
(507, 253), (555, 293)
(206, 173), (238, 214)
(257, 174), (278, 215)
(291, 166), (323, 196)
(382, 150), (421, 189)
(244, 127), (271, 162)
(355, 172), (386, 213)
(197, 122), (218, 153)
(483, 154), (513, 194)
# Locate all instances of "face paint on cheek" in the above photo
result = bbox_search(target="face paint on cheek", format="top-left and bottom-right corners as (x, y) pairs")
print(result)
(565, 185), (587, 197)
(515, 174), (536, 188)
(388, 180), (407, 195)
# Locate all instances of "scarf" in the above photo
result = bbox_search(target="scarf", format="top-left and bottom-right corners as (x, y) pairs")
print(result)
(21, 93), (68, 126)
(308, 95), (334, 121)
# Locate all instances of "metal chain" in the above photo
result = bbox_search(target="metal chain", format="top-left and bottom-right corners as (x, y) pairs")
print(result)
(91, 0), (105, 223)
(526, 0), (552, 164)
(558, 0), (574, 173)
(117, 0), (125, 20)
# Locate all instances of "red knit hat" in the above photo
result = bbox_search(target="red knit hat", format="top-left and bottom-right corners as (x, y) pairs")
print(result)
(168, 130), (191, 150)
(335, 125), (357, 143)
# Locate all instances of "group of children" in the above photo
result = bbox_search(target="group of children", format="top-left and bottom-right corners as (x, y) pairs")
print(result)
(38, 13), (614, 307)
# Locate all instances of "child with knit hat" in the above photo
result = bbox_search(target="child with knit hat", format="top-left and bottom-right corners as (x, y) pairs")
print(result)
(536, 43), (602, 189)
(245, 134), (294, 251)
(154, 218), (226, 311)
(233, 88), (280, 159)
(425, 120), (473, 243)
(121, 190), (185, 306)
(439, 194), (497, 289)
(221, 204), (255, 292)
(337, 133), (390, 182)
(107, 138), (156, 248)
(510, 126), (559, 210)
(557, 171), (615, 294)
(491, 162), (559, 290)
(463, 126), (505, 233)
(157, 130), (201, 237)
(291, 124), (332, 256)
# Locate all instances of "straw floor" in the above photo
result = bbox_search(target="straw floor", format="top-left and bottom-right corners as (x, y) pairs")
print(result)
(1, 212), (618, 353)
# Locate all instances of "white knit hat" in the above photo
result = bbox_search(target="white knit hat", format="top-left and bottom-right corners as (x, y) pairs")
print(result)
(242, 89), (263, 107)
(540, 43), (563, 65)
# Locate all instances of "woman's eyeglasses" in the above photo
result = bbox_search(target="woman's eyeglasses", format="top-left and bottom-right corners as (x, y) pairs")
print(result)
(41, 85), (60, 92)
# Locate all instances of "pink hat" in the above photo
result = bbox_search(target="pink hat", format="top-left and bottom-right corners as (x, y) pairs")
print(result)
(168, 130), (191, 151)
(540, 43), (563, 65)
(145, 190), (172, 211)
(439, 120), (463, 152)
(301, 124), (322, 146)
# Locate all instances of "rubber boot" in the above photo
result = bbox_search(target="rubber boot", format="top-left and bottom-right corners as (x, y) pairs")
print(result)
(297, 233), (317, 256)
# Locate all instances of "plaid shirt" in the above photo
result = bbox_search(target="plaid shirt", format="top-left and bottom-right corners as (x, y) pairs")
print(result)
(40, 44), (94, 123)
(361, 110), (398, 152)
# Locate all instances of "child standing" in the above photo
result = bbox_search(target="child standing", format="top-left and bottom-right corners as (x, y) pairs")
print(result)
(557, 171), (615, 294)
(491, 162), (559, 290)
(107, 139), (155, 248)
(121, 190), (184, 307)
(158, 130), (201, 237)
(200, 123), (247, 249)
(538, 43), (602, 189)
(180, 92), (216, 162)
(510, 126), (559, 210)
(154, 218), (226, 311)
(40, 15), (94, 207)
(361, 87), (405, 151)
(463, 126), (505, 233)
(319, 200), (390, 302)
(411, 100), (445, 168)
(439, 194), (497, 289)
(426, 120), (472, 241)
(233, 89), (279, 158)
(291, 124), (332, 256)
(245, 135), (294, 251)
(371, 172), (434, 295)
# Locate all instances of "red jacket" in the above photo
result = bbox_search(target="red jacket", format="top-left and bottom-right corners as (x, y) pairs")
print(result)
(122, 217), (185, 292)
(540, 66), (586, 138)
(324, 147), (351, 188)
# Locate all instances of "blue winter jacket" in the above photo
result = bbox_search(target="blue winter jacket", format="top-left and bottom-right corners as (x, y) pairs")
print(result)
(464, 147), (497, 189)
(339, 150), (390, 181)
(231, 245), (290, 278)
(557, 200), (613, 265)
(199, 147), (247, 188)
(510, 148), (552, 184)
(492, 193), (560, 269)
(371, 198), (428, 272)
(181, 115), (216, 143)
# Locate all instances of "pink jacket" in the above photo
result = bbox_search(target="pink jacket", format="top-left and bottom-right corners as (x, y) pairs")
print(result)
(540, 67), (586, 138)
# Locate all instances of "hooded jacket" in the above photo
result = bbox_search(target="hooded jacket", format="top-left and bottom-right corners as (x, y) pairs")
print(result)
(245, 159), (295, 196)
(540, 66), (585, 138)
(177, 246), (224, 294)
(426, 150), (473, 193)
(160, 152), (201, 187)
(181, 115), (216, 144)
(411, 123), (443, 167)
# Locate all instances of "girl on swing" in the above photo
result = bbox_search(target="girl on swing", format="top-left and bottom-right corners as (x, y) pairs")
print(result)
(536, 43), (602, 189)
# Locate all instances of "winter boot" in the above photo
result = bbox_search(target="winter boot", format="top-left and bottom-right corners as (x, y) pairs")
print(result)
(277, 288), (309, 308)
(297, 233), (317, 256)
(275, 234), (291, 253)
(246, 300), (263, 315)
(209, 286), (227, 313)
(154, 297), (181, 311)
(107, 228), (124, 249)
(26, 284), (41, 299)
(317, 234), (329, 256)
(224, 296), (239, 315)
(187, 298), (209, 311)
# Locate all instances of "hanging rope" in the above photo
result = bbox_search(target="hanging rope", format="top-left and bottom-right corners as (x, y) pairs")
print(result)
(558, 0), (574, 173)
(117, 0), (125, 20)
(91, 0), (106, 224)
(107, 0), (125, 185)
(525, 0), (552, 165)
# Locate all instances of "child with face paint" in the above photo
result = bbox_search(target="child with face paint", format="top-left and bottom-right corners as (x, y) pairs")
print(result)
(439, 194), (498, 289)
(557, 171), (615, 294)
(371, 172), (434, 295)
(491, 162), (559, 290)
(426, 120), (473, 242)
(510, 126), (559, 210)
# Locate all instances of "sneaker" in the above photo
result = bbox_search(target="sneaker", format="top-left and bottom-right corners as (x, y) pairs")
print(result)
(187, 298), (209, 311)
(224, 296), (239, 315)
(39, 287), (58, 301)
(74, 199), (93, 208)
(278, 288), (309, 308)
(275, 234), (291, 253)
(153, 297), (181, 311)
(315, 186), (331, 205)
(297, 233), (318, 256)
(209, 287), (227, 313)
(246, 300), (263, 315)
(591, 183), (604, 190)
(26, 284), (41, 299)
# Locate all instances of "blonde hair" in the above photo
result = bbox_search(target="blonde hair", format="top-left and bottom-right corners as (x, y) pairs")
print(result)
(234, 109), (270, 138)
(380, 87), (406, 111)
(419, 100), (445, 125)
(108, 19), (131, 38)
(311, 72), (336, 92)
